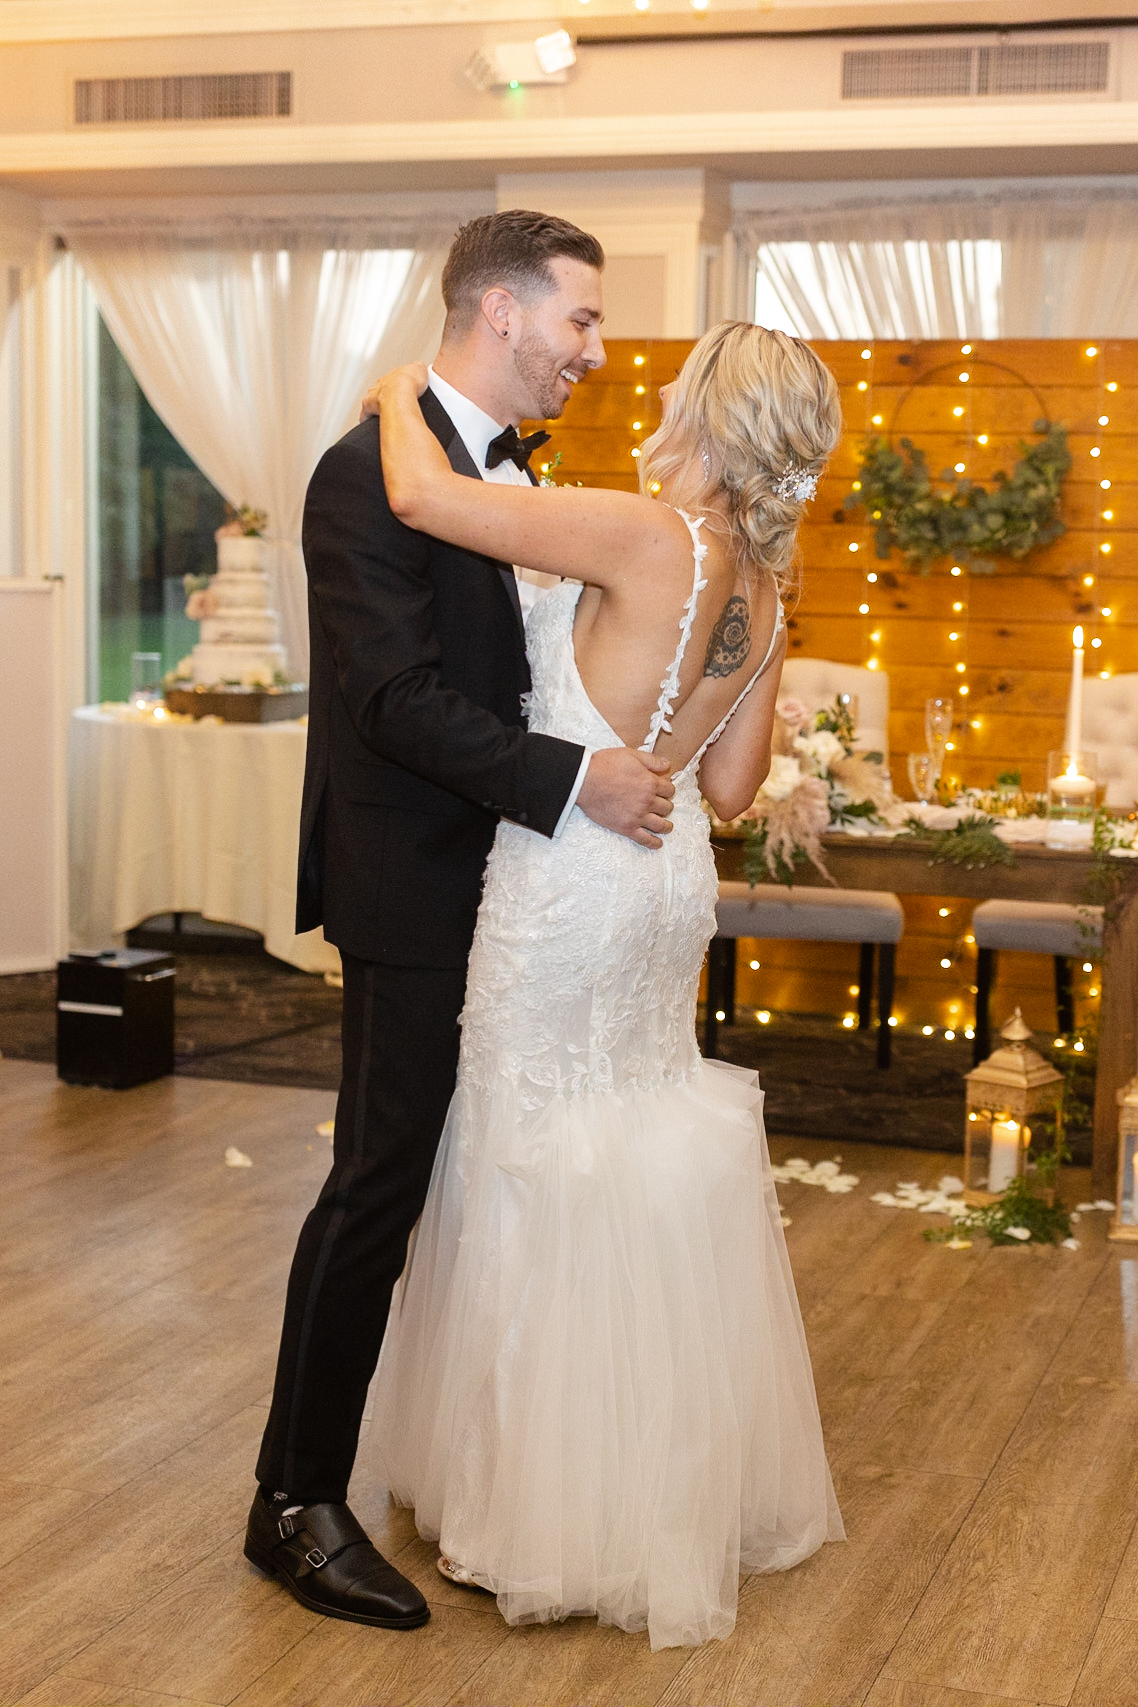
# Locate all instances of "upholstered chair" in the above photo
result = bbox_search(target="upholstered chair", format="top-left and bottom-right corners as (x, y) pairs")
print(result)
(708, 884), (904, 1068)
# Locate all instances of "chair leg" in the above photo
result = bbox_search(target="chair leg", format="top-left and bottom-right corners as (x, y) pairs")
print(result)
(974, 947), (996, 1065)
(722, 937), (737, 1027)
(876, 943), (895, 1069)
(857, 941), (874, 1030)
(704, 937), (735, 1059)
(1054, 955), (1075, 1036)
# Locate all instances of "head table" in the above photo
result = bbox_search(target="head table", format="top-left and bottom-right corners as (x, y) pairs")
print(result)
(713, 829), (1138, 1199)
(69, 706), (339, 976)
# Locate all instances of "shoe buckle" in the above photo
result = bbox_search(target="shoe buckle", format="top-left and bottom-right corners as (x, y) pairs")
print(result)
(305, 1547), (328, 1569)
(278, 1515), (296, 1539)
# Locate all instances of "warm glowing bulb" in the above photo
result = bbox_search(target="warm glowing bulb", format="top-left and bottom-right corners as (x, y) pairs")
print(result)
(866, 572), (878, 583)
(867, 657), (879, 670)
(1090, 447), (1101, 458)
(888, 1016), (898, 1026)
(945, 740), (956, 749)
(633, 354), (645, 366)
(970, 718), (982, 729)
(1101, 542), (1112, 554)
(1083, 575), (1095, 587)
(632, 420), (642, 430)
(955, 462), (966, 473)
(955, 661), (966, 673)
(951, 566), (962, 576)
(1103, 510), (1114, 520)
(634, 383), (646, 395)
(958, 687), (968, 696)
(630, 447), (641, 458)
(953, 601), (963, 612)
(757, 1010), (771, 1024)
(949, 631), (959, 640)
(1099, 415), (1110, 426)
(848, 542), (859, 553)
(691, 0), (709, 10)
(959, 371), (969, 382)
(939, 907), (950, 917)
(749, 959), (760, 970)
(857, 381), (868, 392)
(842, 1015), (856, 1029)
(1087, 345), (1098, 357)
(922, 1025), (934, 1036)
(977, 434), (989, 444)
(940, 958), (952, 969)
(953, 406), (964, 417)
(1102, 606), (1113, 616)
(1107, 381), (1118, 391)
(870, 630), (882, 643)
(945, 1030), (956, 1041)
(858, 602), (870, 614)
(961, 344), (972, 354)
(872, 414), (883, 425)
(1092, 637), (1102, 648)
(1101, 479), (1112, 490)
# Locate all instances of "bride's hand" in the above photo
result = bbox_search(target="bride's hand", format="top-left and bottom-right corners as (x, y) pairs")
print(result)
(359, 363), (430, 422)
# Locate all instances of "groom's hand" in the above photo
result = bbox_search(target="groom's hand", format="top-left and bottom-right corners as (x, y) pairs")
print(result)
(577, 749), (675, 849)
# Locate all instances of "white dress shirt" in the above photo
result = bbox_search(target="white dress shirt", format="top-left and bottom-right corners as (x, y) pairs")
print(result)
(426, 367), (590, 837)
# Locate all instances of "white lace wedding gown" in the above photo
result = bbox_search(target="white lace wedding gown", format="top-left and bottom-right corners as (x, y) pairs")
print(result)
(369, 514), (843, 1649)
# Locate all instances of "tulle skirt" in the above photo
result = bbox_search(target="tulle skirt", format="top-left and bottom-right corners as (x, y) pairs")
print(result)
(367, 1053), (842, 1650)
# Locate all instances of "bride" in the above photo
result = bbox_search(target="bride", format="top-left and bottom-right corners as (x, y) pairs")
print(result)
(365, 321), (844, 1650)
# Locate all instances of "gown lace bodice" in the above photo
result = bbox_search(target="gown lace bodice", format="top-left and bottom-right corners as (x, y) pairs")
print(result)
(459, 512), (783, 1119)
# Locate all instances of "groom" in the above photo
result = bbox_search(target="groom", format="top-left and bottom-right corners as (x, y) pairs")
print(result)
(246, 211), (675, 1627)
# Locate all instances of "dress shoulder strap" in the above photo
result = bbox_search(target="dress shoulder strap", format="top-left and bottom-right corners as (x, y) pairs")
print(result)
(639, 510), (709, 754)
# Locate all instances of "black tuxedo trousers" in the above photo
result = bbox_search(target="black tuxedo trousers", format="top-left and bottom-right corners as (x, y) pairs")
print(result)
(256, 398), (583, 1504)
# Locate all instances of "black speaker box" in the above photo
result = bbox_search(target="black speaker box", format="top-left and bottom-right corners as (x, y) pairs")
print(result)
(56, 950), (176, 1089)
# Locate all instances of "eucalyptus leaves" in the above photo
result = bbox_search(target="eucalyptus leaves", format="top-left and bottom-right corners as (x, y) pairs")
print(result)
(842, 421), (1070, 574)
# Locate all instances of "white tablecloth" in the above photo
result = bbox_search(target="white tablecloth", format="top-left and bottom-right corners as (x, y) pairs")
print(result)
(69, 706), (339, 975)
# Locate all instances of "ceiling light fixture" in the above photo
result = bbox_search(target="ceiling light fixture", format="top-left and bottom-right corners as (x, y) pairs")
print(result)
(466, 29), (576, 91)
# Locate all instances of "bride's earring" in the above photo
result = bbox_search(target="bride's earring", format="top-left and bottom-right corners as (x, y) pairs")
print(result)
(700, 444), (712, 481)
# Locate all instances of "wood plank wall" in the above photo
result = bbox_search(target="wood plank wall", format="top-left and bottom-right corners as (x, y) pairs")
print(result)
(530, 338), (1136, 1035)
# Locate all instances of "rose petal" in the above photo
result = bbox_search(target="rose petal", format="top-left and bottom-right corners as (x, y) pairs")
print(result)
(1062, 1238), (1081, 1250)
(224, 1146), (253, 1168)
(1005, 1226), (1032, 1241)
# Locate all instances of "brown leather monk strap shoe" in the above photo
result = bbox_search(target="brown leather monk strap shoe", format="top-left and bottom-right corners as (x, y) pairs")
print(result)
(244, 1493), (429, 1629)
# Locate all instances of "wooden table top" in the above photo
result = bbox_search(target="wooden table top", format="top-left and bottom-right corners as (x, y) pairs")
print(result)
(711, 829), (1116, 906)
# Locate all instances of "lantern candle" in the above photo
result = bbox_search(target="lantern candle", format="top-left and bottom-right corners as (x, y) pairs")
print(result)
(988, 1118), (1023, 1194)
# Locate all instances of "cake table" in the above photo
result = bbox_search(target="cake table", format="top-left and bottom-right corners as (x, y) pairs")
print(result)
(69, 706), (339, 976)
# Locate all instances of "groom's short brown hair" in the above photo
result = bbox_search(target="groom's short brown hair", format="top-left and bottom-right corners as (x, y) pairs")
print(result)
(442, 209), (604, 332)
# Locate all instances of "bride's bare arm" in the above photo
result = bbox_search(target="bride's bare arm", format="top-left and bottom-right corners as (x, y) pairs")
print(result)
(696, 626), (786, 822)
(374, 366), (686, 591)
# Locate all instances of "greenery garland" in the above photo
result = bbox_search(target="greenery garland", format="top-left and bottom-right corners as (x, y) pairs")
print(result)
(897, 813), (1017, 870)
(841, 420), (1070, 574)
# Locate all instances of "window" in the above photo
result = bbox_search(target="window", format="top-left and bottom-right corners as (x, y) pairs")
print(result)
(96, 317), (225, 700)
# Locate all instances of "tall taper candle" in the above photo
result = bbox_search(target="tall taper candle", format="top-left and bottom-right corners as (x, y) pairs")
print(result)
(1064, 625), (1085, 758)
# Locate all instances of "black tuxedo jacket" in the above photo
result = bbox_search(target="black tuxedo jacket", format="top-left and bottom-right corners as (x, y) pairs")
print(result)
(296, 389), (585, 967)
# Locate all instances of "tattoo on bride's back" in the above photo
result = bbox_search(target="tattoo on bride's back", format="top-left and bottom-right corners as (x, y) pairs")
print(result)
(703, 596), (751, 678)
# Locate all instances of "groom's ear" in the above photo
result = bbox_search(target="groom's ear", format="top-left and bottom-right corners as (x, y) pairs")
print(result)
(480, 287), (517, 343)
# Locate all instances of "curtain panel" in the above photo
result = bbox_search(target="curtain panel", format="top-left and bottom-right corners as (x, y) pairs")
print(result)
(736, 187), (1138, 342)
(61, 214), (454, 680)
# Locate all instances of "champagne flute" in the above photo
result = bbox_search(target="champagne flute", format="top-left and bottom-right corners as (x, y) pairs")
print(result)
(925, 697), (953, 770)
(907, 751), (938, 804)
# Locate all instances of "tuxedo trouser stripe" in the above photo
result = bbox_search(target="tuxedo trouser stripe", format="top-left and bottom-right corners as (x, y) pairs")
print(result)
(280, 958), (376, 1494)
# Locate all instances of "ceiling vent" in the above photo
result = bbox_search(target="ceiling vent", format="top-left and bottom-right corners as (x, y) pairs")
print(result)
(75, 72), (292, 125)
(842, 41), (1110, 101)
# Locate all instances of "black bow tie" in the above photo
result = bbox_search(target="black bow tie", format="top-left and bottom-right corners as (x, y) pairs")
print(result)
(485, 424), (551, 473)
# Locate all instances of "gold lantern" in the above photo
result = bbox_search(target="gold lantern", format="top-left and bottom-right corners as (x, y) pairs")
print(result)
(963, 1009), (1064, 1205)
(1109, 1075), (1138, 1242)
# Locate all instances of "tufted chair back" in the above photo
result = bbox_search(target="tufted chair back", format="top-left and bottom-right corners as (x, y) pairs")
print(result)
(1083, 673), (1138, 807)
(778, 658), (890, 757)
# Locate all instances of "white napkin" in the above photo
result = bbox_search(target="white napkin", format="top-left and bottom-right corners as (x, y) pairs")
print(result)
(991, 817), (1049, 845)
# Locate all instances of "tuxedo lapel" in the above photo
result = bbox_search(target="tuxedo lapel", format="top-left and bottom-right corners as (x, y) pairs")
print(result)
(419, 388), (525, 640)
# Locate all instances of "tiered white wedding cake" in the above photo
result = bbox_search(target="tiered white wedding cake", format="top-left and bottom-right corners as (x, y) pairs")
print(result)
(189, 531), (289, 688)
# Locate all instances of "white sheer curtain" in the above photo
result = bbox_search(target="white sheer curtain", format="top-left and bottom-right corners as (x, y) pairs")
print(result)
(737, 186), (1138, 341)
(63, 218), (452, 679)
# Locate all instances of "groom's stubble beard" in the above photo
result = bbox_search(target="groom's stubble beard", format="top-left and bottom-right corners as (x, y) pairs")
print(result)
(508, 320), (574, 423)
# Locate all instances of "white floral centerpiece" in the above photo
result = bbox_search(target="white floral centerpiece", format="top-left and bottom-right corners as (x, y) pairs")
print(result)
(739, 697), (896, 885)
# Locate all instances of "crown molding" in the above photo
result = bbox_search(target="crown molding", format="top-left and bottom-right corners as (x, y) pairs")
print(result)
(4, 101), (1138, 176)
(3, 0), (1131, 45)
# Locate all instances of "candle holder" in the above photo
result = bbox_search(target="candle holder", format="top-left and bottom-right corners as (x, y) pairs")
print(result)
(1109, 1076), (1138, 1241)
(963, 1009), (1064, 1204)
(1046, 750), (1098, 850)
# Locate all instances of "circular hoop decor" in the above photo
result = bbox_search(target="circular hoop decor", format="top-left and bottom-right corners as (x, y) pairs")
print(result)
(841, 359), (1071, 574)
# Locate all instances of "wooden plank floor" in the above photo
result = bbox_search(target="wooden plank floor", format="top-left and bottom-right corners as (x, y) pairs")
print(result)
(2, 1055), (1136, 1707)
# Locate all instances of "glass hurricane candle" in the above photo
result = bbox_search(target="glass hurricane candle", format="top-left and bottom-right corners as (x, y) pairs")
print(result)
(1046, 750), (1098, 850)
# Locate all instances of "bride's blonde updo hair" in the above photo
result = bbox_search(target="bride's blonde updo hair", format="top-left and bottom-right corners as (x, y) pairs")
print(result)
(637, 322), (842, 603)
